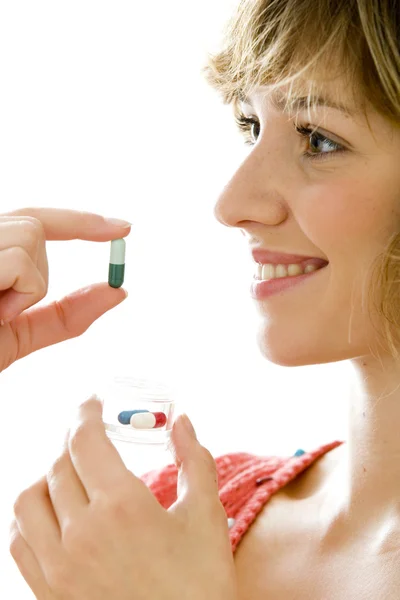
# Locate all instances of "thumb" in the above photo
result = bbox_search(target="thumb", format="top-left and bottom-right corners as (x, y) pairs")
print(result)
(10, 282), (127, 361)
(168, 414), (219, 502)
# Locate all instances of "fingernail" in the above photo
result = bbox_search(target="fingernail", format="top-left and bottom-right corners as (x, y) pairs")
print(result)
(180, 413), (197, 440)
(105, 217), (131, 227)
(1, 315), (15, 325)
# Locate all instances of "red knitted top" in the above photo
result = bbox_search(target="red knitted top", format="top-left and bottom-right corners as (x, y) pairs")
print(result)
(141, 439), (345, 553)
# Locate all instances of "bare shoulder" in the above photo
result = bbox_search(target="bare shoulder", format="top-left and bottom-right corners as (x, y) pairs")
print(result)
(234, 444), (400, 599)
(236, 442), (345, 544)
(234, 444), (345, 598)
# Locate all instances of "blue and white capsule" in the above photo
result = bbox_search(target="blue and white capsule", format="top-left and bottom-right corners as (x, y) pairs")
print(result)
(117, 409), (149, 425)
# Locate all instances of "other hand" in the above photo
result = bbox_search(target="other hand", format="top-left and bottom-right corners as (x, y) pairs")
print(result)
(10, 397), (238, 600)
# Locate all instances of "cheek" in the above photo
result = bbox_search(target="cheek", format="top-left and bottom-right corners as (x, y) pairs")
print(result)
(297, 179), (390, 257)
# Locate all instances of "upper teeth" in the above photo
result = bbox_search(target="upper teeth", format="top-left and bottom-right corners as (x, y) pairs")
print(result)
(256, 263), (320, 281)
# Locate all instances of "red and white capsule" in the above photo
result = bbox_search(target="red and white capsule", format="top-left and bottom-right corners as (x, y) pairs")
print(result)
(130, 411), (167, 429)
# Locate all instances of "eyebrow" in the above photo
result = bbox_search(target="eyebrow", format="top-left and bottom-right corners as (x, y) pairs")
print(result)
(241, 93), (357, 117)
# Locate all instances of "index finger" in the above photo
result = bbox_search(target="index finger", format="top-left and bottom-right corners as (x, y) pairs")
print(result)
(2, 207), (131, 242)
(68, 396), (144, 499)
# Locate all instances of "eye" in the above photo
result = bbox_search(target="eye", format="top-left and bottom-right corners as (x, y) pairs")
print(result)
(234, 110), (347, 161)
(294, 125), (346, 161)
(234, 113), (260, 145)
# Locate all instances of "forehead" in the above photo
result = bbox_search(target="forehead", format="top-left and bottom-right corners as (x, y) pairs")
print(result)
(243, 79), (359, 118)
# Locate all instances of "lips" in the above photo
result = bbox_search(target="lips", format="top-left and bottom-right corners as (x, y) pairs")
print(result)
(251, 248), (329, 269)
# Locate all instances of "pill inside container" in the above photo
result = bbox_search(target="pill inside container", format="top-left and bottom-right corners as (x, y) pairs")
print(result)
(101, 376), (175, 445)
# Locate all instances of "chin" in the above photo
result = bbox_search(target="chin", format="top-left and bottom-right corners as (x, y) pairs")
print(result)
(256, 326), (361, 368)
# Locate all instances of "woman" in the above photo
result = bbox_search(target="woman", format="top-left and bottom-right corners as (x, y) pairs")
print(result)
(7, 0), (400, 597)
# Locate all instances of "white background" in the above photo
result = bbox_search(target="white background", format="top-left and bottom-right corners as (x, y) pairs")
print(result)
(0, 2), (352, 597)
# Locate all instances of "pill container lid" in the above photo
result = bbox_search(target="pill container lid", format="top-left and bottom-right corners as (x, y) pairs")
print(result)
(100, 376), (175, 446)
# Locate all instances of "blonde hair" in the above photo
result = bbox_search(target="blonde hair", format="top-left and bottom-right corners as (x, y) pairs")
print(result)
(202, 0), (400, 360)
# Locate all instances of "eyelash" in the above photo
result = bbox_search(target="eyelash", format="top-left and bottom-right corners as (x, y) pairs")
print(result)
(234, 113), (346, 161)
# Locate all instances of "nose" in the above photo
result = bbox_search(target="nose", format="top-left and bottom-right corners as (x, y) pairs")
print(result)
(213, 143), (289, 231)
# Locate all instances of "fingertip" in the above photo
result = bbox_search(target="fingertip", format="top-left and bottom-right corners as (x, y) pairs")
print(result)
(110, 285), (128, 299)
(180, 413), (197, 440)
(77, 394), (103, 417)
(90, 393), (104, 409)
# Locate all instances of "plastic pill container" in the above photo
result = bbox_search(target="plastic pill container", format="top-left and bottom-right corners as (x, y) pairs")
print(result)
(99, 376), (177, 477)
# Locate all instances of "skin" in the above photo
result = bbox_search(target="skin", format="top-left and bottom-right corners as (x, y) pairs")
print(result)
(213, 77), (400, 557)
(6, 208), (238, 599)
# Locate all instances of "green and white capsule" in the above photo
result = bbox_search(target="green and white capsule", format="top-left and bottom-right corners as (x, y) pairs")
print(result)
(108, 238), (126, 288)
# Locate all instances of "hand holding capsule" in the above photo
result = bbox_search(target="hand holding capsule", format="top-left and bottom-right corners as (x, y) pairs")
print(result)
(0, 207), (130, 372)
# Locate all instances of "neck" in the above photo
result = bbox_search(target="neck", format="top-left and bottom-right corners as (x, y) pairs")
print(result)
(321, 353), (400, 553)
